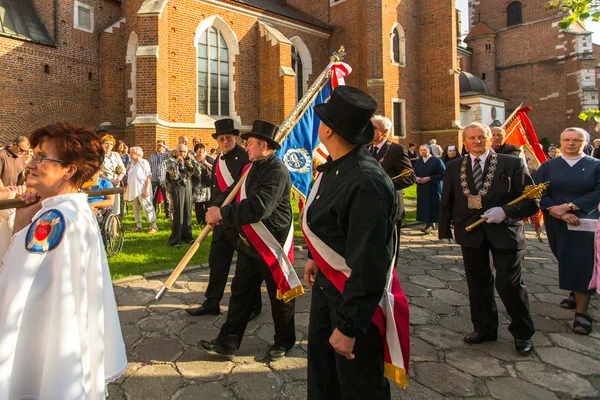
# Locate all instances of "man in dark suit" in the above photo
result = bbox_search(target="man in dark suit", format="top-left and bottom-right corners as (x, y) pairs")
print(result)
(368, 115), (415, 248)
(185, 118), (261, 318)
(439, 122), (538, 356)
(491, 127), (521, 157)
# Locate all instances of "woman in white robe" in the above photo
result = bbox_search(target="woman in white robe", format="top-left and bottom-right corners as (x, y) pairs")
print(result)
(0, 122), (127, 400)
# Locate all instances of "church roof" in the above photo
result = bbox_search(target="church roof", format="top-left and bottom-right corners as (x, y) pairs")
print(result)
(464, 22), (496, 42)
(232, 0), (331, 30)
(460, 71), (490, 96)
(0, 0), (54, 46)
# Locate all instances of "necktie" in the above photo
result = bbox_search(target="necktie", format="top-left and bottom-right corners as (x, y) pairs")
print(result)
(372, 146), (379, 158)
(473, 158), (483, 192)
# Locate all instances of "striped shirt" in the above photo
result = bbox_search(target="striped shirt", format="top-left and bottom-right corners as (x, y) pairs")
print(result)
(149, 151), (168, 183)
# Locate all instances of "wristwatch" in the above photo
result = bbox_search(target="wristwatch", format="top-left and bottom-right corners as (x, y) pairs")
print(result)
(567, 202), (575, 211)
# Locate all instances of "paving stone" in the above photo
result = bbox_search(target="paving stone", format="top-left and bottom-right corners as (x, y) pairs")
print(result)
(113, 286), (132, 299)
(431, 289), (470, 306)
(530, 332), (552, 347)
(535, 347), (600, 375)
(279, 380), (308, 400)
(178, 322), (221, 346)
(402, 282), (430, 297)
(445, 349), (506, 377)
(410, 337), (439, 362)
(456, 305), (473, 319)
(533, 293), (566, 305)
(525, 274), (558, 286)
(391, 378), (445, 400)
(531, 268), (557, 279)
(134, 337), (184, 362)
(229, 363), (283, 399)
(171, 382), (235, 400)
(425, 255), (458, 264)
(409, 275), (447, 289)
(269, 347), (307, 381)
(439, 315), (471, 334)
(409, 306), (437, 325)
(128, 279), (164, 291)
(524, 283), (549, 294)
(531, 315), (567, 333)
(549, 332), (600, 358)
(117, 290), (156, 307)
(122, 364), (183, 400)
(415, 363), (481, 397)
(416, 325), (466, 350)
(486, 377), (559, 400)
(117, 307), (149, 325)
(256, 322), (276, 344)
(137, 314), (187, 335)
(411, 297), (455, 315)
(477, 340), (531, 362)
(428, 269), (463, 281)
(121, 325), (142, 348)
(176, 348), (234, 381)
(235, 336), (270, 363)
(529, 302), (575, 320)
(515, 361), (599, 398)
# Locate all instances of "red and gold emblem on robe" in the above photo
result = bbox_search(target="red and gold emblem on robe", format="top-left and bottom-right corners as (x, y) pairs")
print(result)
(25, 209), (66, 253)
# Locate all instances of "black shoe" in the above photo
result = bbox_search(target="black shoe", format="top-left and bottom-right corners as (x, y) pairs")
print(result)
(185, 305), (220, 316)
(183, 238), (196, 245)
(200, 339), (236, 360)
(464, 331), (498, 344)
(248, 309), (262, 322)
(170, 243), (181, 249)
(267, 344), (288, 361)
(514, 339), (533, 355)
(420, 224), (433, 234)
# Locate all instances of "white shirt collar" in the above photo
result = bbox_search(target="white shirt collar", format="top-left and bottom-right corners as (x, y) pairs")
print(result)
(375, 139), (388, 151)
(469, 149), (491, 167)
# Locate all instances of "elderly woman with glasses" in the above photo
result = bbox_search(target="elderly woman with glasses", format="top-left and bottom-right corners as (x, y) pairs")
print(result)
(126, 146), (159, 234)
(535, 127), (600, 335)
(0, 122), (126, 399)
(100, 134), (125, 215)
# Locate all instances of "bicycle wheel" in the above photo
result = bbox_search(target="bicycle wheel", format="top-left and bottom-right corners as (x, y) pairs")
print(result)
(103, 214), (124, 257)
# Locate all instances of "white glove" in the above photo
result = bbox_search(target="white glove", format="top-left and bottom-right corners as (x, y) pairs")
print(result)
(482, 207), (506, 224)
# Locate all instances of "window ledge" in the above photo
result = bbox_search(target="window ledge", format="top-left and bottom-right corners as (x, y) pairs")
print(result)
(391, 61), (406, 68)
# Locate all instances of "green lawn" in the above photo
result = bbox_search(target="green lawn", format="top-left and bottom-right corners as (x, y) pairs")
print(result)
(107, 200), (302, 280)
(404, 184), (417, 223)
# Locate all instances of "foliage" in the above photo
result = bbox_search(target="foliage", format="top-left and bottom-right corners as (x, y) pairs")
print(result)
(546, 0), (600, 29)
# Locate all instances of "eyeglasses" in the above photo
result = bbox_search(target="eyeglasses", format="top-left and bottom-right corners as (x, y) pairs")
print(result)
(18, 147), (29, 154)
(561, 139), (584, 144)
(31, 155), (64, 164)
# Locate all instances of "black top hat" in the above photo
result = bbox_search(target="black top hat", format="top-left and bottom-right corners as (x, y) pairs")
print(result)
(240, 120), (281, 150)
(212, 118), (240, 139)
(314, 85), (377, 145)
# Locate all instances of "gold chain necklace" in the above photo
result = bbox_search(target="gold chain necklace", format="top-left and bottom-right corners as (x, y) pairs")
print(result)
(460, 152), (497, 209)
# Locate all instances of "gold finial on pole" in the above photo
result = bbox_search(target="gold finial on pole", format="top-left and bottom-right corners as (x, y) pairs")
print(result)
(465, 182), (549, 232)
(330, 46), (345, 62)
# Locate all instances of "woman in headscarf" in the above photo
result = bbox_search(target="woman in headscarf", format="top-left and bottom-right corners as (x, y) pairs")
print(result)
(415, 144), (446, 233)
(442, 145), (461, 165)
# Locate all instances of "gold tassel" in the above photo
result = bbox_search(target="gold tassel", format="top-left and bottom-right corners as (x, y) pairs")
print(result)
(384, 363), (408, 389)
(276, 285), (305, 303)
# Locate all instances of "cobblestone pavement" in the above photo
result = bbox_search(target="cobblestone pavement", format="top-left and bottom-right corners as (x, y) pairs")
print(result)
(109, 226), (600, 399)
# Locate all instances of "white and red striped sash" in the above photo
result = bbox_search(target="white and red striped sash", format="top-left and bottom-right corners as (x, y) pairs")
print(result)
(215, 155), (235, 192)
(237, 164), (304, 303)
(301, 173), (410, 388)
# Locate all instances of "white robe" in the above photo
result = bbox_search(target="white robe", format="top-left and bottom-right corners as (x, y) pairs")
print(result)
(0, 193), (127, 400)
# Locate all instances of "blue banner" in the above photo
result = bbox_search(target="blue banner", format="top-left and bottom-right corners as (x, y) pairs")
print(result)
(276, 81), (332, 201)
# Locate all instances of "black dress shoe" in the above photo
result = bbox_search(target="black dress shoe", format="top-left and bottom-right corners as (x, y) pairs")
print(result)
(464, 331), (498, 344)
(183, 238), (196, 245)
(514, 339), (534, 355)
(200, 339), (235, 360)
(248, 309), (262, 322)
(185, 305), (220, 316)
(267, 344), (288, 361)
(170, 243), (181, 249)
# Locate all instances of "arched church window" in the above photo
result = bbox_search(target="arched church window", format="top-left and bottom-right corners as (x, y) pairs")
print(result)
(507, 2), (522, 27)
(292, 46), (304, 103)
(197, 26), (229, 116)
(391, 24), (406, 65)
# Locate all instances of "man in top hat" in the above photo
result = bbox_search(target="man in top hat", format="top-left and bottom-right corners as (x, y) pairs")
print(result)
(302, 86), (409, 399)
(439, 122), (537, 355)
(368, 115), (415, 249)
(186, 118), (262, 318)
(200, 120), (297, 361)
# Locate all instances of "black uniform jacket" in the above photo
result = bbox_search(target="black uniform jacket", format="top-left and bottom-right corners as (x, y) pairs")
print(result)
(368, 141), (415, 191)
(439, 153), (539, 250)
(494, 143), (521, 157)
(217, 153), (292, 258)
(306, 146), (398, 338)
(210, 144), (250, 204)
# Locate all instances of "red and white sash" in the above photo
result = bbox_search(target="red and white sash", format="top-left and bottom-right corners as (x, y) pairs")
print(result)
(301, 173), (410, 388)
(215, 155), (235, 192)
(237, 164), (304, 303)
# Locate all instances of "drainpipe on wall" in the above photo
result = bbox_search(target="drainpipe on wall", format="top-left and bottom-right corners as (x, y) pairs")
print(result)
(54, 0), (59, 47)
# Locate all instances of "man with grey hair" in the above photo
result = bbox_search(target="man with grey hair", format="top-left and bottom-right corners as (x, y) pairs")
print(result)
(0, 136), (30, 186)
(368, 115), (415, 249)
(439, 121), (538, 356)
(592, 138), (600, 159)
(491, 127), (521, 157)
(166, 144), (201, 248)
(429, 139), (443, 157)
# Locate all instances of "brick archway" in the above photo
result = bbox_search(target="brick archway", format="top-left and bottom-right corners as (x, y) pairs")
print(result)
(0, 101), (98, 142)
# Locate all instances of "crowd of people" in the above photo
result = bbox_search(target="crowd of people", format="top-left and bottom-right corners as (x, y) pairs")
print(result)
(2, 85), (600, 399)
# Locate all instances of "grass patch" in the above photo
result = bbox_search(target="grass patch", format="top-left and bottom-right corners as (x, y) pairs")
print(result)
(108, 199), (303, 280)
(403, 184), (417, 223)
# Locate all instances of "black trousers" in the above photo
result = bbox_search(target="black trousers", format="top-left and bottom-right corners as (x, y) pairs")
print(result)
(194, 201), (209, 225)
(168, 182), (194, 246)
(152, 180), (170, 218)
(461, 234), (535, 340)
(307, 284), (390, 400)
(217, 252), (296, 350)
(203, 226), (262, 312)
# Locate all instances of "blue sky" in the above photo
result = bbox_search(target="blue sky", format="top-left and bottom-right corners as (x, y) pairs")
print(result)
(455, 0), (600, 44)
